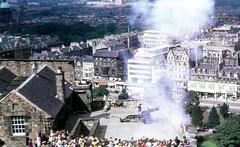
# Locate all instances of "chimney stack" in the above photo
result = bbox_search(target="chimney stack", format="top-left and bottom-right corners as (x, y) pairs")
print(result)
(56, 67), (65, 102)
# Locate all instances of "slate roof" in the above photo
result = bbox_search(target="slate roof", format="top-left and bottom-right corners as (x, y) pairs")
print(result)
(198, 63), (219, 70)
(0, 67), (16, 93)
(93, 49), (131, 59)
(17, 66), (64, 118)
(60, 47), (71, 54)
(230, 27), (240, 34)
(171, 47), (188, 58)
(222, 67), (240, 74)
(0, 77), (27, 100)
(82, 55), (94, 62)
(93, 50), (119, 58)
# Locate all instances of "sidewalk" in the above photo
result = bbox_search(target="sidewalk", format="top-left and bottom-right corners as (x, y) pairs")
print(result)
(200, 98), (240, 111)
(201, 97), (240, 103)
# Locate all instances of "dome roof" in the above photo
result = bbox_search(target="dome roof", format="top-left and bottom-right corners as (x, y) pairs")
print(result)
(0, 2), (10, 9)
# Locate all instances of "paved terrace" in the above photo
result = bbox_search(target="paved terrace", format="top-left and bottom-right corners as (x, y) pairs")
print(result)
(66, 100), (197, 146)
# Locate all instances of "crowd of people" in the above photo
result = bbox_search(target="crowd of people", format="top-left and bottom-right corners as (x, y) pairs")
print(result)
(26, 130), (190, 147)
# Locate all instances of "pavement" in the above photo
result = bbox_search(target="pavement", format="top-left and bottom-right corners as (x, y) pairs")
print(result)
(89, 100), (194, 141)
(200, 98), (240, 113)
(66, 100), (197, 146)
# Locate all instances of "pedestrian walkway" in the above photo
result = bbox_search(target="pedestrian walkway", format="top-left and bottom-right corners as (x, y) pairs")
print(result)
(201, 97), (240, 103)
(200, 99), (240, 113)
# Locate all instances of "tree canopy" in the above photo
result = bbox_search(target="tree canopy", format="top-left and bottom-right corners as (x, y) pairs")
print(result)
(214, 117), (240, 147)
(191, 105), (203, 127)
(118, 89), (129, 100)
(207, 106), (220, 128)
(220, 103), (229, 118)
(188, 91), (200, 105)
(10, 22), (132, 46)
(186, 91), (200, 115)
(93, 87), (109, 99)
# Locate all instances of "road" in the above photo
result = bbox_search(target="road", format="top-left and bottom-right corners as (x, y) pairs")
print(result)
(200, 99), (240, 113)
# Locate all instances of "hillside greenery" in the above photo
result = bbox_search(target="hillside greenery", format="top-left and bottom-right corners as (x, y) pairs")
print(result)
(216, 0), (240, 7)
(10, 22), (137, 45)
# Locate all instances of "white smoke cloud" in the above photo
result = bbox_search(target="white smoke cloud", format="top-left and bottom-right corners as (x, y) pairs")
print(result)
(132, 0), (215, 36)
(125, 0), (214, 139)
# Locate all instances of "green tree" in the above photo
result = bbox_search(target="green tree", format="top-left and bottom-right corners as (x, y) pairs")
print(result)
(191, 105), (203, 127)
(186, 91), (200, 115)
(188, 91), (200, 105)
(92, 87), (109, 99)
(220, 103), (229, 118)
(207, 106), (220, 128)
(214, 117), (240, 147)
(10, 22), (130, 45)
(118, 89), (129, 100)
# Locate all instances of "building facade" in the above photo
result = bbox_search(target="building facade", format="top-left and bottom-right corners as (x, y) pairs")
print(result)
(0, 59), (75, 83)
(0, 66), (73, 146)
(93, 49), (131, 81)
(188, 51), (240, 100)
(140, 30), (179, 47)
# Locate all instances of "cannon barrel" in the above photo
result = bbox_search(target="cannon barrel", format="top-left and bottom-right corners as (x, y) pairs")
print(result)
(141, 107), (159, 116)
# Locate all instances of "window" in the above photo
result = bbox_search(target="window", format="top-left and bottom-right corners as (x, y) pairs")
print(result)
(11, 116), (25, 136)
(12, 103), (18, 110)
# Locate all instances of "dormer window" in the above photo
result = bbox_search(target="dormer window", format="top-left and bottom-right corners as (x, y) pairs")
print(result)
(218, 72), (222, 77)
(234, 73), (239, 78)
(203, 69), (207, 74)
(198, 69), (202, 73)
(227, 72), (231, 78)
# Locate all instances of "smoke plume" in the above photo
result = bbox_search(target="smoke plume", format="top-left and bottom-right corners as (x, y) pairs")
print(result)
(126, 0), (215, 139)
(132, 0), (214, 36)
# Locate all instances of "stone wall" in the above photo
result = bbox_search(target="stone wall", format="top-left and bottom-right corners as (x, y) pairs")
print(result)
(0, 92), (51, 146)
(0, 59), (75, 83)
(70, 118), (99, 138)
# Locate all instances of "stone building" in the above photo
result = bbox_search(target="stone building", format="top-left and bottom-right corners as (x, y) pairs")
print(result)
(0, 59), (75, 83)
(0, 66), (16, 94)
(75, 56), (94, 82)
(188, 50), (240, 100)
(166, 47), (190, 99)
(88, 32), (139, 54)
(0, 65), (73, 146)
(93, 49), (131, 81)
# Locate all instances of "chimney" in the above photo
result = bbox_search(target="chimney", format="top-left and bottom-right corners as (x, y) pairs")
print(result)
(31, 62), (37, 75)
(56, 67), (65, 102)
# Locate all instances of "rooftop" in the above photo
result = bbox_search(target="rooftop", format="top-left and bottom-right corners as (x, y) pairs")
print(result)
(0, 1), (10, 9)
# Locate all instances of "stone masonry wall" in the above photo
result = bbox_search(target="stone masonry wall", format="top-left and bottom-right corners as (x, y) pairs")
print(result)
(0, 92), (51, 147)
(0, 59), (75, 83)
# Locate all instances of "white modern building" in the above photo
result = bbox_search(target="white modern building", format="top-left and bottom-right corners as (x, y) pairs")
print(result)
(127, 46), (168, 84)
(140, 30), (179, 47)
(126, 44), (191, 100)
(126, 46), (170, 98)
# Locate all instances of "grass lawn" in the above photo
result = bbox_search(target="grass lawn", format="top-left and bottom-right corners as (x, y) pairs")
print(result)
(200, 140), (217, 147)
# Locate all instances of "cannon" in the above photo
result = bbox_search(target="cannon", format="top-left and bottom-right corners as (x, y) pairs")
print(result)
(120, 115), (140, 122)
(120, 107), (159, 124)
